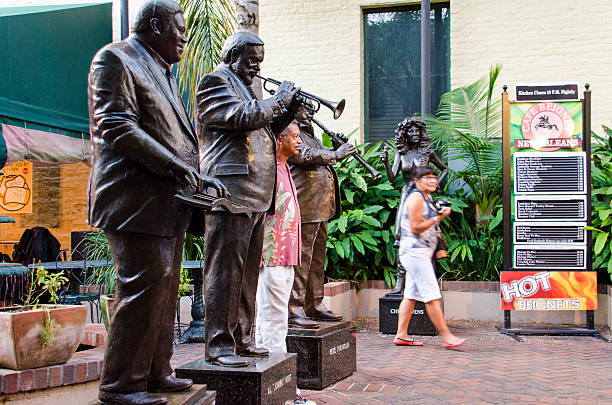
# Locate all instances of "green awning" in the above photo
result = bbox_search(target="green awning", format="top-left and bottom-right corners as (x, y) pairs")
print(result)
(0, 3), (112, 165)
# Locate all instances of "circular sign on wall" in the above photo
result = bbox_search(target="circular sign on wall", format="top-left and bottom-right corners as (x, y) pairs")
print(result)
(0, 174), (31, 211)
(520, 102), (575, 151)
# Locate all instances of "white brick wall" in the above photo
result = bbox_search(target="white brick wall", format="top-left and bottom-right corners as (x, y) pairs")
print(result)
(260, 0), (369, 140)
(260, 0), (612, 140)
(451, 0), (612, 136)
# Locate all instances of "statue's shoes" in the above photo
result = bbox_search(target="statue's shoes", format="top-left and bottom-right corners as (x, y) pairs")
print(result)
(289, 317), (319, 329)
(99, 391), (168, 405)
(210, 354), (251, 367)
(237, 345), (269, 357)
(307, 309), (342, 321)
(147, 376), (193, 393)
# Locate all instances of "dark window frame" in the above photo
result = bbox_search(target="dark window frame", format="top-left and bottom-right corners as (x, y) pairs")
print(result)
(363, 3), (450, 146)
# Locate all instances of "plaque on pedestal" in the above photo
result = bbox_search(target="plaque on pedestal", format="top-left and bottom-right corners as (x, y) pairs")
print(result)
(176, 352), (296, 405)
(378, 294), (438, 335)
(286, 320), (356, 390)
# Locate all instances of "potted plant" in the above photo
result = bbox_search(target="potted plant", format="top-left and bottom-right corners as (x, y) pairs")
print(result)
(83, 231), (195, 330)
(79, 230), (116, 330)
(0, 264), (87, 370)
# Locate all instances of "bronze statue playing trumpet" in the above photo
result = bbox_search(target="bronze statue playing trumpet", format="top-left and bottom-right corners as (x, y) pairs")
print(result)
(255, 74), (345, 119)
(258, 74), (378, 179)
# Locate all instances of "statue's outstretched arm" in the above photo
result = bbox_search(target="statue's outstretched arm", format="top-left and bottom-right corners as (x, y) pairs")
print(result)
(380, 146), (401, 182)
(430, 151), (448, 184)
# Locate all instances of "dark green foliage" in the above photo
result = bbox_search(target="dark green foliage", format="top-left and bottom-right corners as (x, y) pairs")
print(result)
(589, 127), (612, 280)
(424, 65), (504, 281)
(324, 136), (401, 288)
(435, 190), (503, 281)
(82, 230), (115, 295)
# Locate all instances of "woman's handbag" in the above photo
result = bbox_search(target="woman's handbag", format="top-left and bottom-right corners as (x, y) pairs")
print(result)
(434, 236), (447, 259)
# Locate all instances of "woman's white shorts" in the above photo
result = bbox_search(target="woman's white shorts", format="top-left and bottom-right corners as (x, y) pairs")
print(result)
(399, 246), (442, 303)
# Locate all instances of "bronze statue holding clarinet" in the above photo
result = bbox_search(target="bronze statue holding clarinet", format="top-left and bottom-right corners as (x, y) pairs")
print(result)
(284, 108), (353, 326)
(257, 73), (380, 327)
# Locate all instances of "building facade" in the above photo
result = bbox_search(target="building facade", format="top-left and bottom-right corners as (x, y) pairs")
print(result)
(259, 0), (612, 142)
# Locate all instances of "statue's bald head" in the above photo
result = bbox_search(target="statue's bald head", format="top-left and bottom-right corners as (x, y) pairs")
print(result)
(220, 31), (264, 64)
(132, 0), (183, 34)
(220, 31), (264, 86)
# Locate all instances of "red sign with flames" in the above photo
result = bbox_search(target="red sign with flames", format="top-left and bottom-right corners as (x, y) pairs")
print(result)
(500, 271), (597, 311)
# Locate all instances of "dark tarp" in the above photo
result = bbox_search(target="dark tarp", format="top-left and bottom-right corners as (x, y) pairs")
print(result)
(0, 3), (112, 166)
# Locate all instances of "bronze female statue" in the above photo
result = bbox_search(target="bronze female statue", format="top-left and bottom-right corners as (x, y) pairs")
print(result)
(380, 116), (447, 295)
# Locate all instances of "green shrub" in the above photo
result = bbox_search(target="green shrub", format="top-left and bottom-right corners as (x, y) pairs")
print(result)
(324, 138), (400, 288)
(590, 126), (612, 280)
(436, 189), (503, 281)
(424, 65), (504, 281)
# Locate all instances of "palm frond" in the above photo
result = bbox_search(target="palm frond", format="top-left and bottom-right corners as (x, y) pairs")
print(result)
(177, 0), (236, 117)
(424, 65), (503, 224)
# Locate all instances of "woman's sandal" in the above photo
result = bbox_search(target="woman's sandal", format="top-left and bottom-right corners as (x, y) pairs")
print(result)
(442, 337), (466, 348)
(393, 337), (424, 346)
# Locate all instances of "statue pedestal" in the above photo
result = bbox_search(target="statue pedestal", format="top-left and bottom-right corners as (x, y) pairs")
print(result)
(286, 320), (356, 390)
(176, 352), (296, 405)
(378, 294), (439, 335)
(89, 384), (215, 405)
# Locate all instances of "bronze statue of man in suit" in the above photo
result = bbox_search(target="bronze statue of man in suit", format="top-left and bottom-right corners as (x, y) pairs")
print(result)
(287, 110), (354, 328)
(88, 1), (226, 404)
(196, 31), (298, 367)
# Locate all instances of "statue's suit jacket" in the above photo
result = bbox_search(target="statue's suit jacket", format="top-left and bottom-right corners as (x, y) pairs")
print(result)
(196, 65), (287, 213)
(289, 124), (342, 223)
(88, 36), (198, 237)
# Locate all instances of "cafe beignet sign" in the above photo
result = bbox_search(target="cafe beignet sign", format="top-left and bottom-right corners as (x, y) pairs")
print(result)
(502, 82), (595, 312)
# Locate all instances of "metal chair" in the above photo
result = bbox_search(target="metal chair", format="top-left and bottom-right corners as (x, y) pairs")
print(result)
(56, 249), (106, 323)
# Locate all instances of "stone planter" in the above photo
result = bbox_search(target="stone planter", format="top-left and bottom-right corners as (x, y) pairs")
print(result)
(0, 304), (87, 370)
(100, 294), (115, 331)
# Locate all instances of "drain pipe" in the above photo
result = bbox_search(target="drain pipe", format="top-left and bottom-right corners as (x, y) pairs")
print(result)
(421, 0), (431, 115)
(120, 0), (129, 40)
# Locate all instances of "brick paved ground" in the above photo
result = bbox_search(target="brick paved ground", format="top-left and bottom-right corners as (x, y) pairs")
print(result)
(170, 320), (612, 405)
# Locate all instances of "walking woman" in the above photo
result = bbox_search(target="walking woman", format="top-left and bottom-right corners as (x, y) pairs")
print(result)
(393, 166), (465, 348)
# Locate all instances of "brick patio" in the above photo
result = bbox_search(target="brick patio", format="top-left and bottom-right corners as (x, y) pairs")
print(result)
(2, 320), (610, 404)
(170, 319), (612, 405)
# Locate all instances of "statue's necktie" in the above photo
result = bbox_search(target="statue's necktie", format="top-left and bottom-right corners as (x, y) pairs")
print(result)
(167, 68), (189, 118)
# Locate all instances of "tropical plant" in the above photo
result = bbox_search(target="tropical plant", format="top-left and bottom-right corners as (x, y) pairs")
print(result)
(422, 65), (504, 280)
(436, 191), (503, 281)
(81, 231), (115, 295)
(425, 64), (503, 224)
(183, 233), (206, 261)
(324, 133), (401, 288)
(176, 0), (236, 116)
(178, 265), (193, 297)
(589, 126), (612, 281)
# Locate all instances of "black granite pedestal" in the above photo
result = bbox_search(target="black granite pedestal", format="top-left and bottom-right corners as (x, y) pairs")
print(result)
(379, 294), (439, 335)
(176, 352), (296, 405)
(89, 384), (215, 405)
(286, 320), (356, 390)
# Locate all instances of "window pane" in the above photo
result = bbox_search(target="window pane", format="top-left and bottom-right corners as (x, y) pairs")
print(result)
(363, 4), (450, 145)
